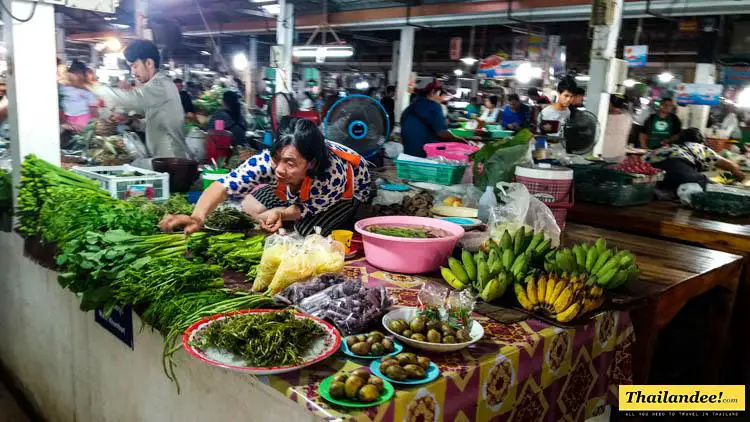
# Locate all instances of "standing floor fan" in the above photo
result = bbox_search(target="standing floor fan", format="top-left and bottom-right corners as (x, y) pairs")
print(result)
(322, 94), (391, 164)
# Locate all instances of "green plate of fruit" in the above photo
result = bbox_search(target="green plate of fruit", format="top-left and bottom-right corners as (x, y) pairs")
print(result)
(319, 368), (395, 408)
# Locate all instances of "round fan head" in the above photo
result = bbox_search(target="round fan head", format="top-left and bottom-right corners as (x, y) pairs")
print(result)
(323, 94), (391, 157)
(270, 92), (297, 131)
(564, 109), (599, 155)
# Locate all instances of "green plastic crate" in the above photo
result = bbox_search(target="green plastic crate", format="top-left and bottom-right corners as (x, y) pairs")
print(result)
(570, 164), (658, 207)
(394, 160), (466, 185)
(449, 128), (475, 138)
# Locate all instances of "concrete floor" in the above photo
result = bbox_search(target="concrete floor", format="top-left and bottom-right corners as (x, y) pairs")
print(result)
(0, 381), (30, 422)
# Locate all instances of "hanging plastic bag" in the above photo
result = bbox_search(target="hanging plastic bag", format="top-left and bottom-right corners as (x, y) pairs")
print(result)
(488, 182), (561, 247)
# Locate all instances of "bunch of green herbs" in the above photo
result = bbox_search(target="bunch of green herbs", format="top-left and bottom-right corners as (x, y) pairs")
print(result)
(204, 207), (255, 231)
(202, 233), (265, 278)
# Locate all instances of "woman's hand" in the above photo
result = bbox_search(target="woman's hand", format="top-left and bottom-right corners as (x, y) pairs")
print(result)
(259, 208), (284, 233)
(159, 214), (204, 234)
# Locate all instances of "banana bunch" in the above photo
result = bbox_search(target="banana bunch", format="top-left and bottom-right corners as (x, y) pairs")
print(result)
(514, 273), (605, 323)
(544, 238), (639, 290)
(442, 227), (550, 303)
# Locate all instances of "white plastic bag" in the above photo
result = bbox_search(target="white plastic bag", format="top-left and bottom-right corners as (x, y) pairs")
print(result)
(185, 127), (206, 161)
(384, 141), (404, 158)
(488, 182), (561, 247)
(677, 183), (704, 205)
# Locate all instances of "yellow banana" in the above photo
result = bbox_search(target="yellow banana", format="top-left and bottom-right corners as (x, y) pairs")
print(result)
(548, 278), (568, 306)
(545, 274), (557, 305)
(515, 283), (533, 310)
(537, 274), (547, 304)
(556, 303), (581, 323)
(440, 267), (466, 290)
(553, 286), (574, 314)
(526, 277), (539, 306)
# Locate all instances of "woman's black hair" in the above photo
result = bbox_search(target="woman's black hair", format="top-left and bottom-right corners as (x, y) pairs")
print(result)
(68, 60), (87, 76)
(487, 95), (499, 107)
(124, 40), (161, 68)
(557, 76), (578, 95)
(222, 90), (245, 129)
(271, 116), (331, 179)
(675, 128), (705, 145)
(508, 93), (520, 102)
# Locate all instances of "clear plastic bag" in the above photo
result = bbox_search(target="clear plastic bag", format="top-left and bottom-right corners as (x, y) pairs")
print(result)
(417, 282), (448, 315)
(252, 232), (300, 292)
(446, 289), (476, 330)
(488, 182), (561, 247)
(122, 132), (149, 160)
(276, 273), (349, 305)
(433, 184), (483, 208)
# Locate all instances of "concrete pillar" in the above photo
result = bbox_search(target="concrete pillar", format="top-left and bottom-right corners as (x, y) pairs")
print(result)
(395, 27), (415, 123)
(55, 12), (65, 62)
(690, 63), (716, 130)
(388, 41), (399, 84)
(134, 0), (150, 40)
(4, 0), (61, 192)
(584, 0), (624, 156)
(247, 36), (258, 106)
(275, 0), (294, 94)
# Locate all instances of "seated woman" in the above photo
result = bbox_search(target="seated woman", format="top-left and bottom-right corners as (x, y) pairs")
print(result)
(478, 95), (501, 124)
(160, 117), (372, 236)
(645, 128), (745, 193)
(207, 91), (247, 146)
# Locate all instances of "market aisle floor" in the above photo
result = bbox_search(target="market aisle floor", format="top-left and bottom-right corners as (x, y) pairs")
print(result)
(0, 381), (30, 422)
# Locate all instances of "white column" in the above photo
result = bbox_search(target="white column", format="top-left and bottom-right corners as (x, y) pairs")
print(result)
(689, 63), (715, 130)
(584, 0), (624, 156)
(388, 41), (399, 84)
(4, 0), (61, 188)
(89, 44), (97, 70)
(55, 12), (65, 61)
(275, 0), (294, 94)
(247, 36), (258, 106)
(134, 0), (150, 40)
(395, 27), (415, 123)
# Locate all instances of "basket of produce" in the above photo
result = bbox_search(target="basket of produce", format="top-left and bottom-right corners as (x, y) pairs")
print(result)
(570, 157), (663, 207)
(72, 164), (170, 201)
(382, 307), (484, 353)
(690, 190), (750, 217)
(182, 309), (341, 375)
(394, 159), (467, 186)
(320, 368), (395, 408)
(355, 216), (464, 274)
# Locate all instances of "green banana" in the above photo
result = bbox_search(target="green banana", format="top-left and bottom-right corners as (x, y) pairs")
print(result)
(448, 257), (470, 284)
(595, 258), (620, 279)
(490, 257), (503, 276)
(596, 267), (618, 286)
(500, 231), (513, 250)
(513, 227), (525, 255)
(591, 250), (612, 274)
(573, 245), (586, 272)
(475, 250), (487, 263)
(487, 249), (499, 271)
(501, 249), (514, 271)
(607, 269), (628, 289)
(510, 253), (526, 274)
(585, 247), (599, 273)
(477, 261), (490, 289)
(462, 250), (477, 282)
(594, 238), (607, 253)
(441, 267), (466, 289)
(527, 233), (544, 254)
(618, 252), (635, 269)
(536, 239), (552, 255)
(523, 230), (534, 252)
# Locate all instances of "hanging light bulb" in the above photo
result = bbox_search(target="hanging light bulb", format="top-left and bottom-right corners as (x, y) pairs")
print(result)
(658, 71), (674, 84)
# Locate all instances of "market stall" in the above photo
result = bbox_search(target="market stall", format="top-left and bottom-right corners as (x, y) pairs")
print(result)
(568, 202), (750, 383)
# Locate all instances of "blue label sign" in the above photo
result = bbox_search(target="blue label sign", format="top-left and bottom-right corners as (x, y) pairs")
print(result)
(624, 45), (648, 68)
(95, 305), (134, 349)
(675, 83), (722, 106)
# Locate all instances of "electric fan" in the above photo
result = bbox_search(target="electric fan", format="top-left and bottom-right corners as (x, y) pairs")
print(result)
(563, 109), (599, 155)
(322, 94), (391, 160)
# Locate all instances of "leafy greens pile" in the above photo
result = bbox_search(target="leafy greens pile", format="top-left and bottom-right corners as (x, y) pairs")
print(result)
(198, 310), (322, 367)
(204, 207), (255, 231)
(202, 232), (264, 278)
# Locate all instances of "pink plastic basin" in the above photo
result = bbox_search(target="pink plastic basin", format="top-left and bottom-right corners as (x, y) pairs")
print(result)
(355, 216), (465, 274)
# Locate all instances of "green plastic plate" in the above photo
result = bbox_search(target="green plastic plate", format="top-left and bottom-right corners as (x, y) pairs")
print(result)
(318, 374), (395, 408)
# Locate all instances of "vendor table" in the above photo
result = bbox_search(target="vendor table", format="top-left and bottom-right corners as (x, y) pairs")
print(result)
(563, 223), (743, 386)
(568, 202), (750, 383)
(269, 259), (633, 422)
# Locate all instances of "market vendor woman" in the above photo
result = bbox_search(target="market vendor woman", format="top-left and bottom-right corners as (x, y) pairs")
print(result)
(160, 117), (371, 236)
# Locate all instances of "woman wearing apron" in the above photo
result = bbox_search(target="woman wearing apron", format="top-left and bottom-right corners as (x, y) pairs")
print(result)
(160, 117), (372, 236)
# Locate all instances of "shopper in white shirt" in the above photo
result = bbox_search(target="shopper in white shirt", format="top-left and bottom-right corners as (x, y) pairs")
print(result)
(538, 77), (576, 139)
(478, 95), (501, 124)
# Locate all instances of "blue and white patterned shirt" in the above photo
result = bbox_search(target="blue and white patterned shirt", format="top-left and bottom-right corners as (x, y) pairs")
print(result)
(219, 141), (371, 218)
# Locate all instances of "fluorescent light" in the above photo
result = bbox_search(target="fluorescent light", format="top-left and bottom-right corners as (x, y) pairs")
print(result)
(640, 97), (650, 105)
(460, 57), (477, 65)
(104, 16), (117, 21)
(355, 81), (369, 90)
(623, 78), (638, 88)
(105, 38), (121, 51)
(737, 87), (750, 109)
(233, 52), (248, 70)
(453, 69), (463, 76)
(515, 62), (533, 84)
(200, 50), (211, 56)
(530, 66), (543, 79)
(560, 52), (566, 62)
(262, 4), (280, 14)
(251, 0), (276, 2)
(292, 45), (354, 59)
(575, 75), (590, 82)
(658, 71), (674, 84)
(111, 23), (130, 29)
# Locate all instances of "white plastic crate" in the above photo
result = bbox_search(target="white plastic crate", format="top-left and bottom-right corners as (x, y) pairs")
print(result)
(72, 164), (170, 201)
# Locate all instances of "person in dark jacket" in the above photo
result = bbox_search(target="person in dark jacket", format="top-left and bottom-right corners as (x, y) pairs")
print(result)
(380, 85), (396, 132)
(208, 91), (247, 146)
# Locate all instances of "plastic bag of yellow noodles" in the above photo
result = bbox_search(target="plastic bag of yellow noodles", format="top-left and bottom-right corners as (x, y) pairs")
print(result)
(267, 231), (345, 294)
(252, 232), (299, 292)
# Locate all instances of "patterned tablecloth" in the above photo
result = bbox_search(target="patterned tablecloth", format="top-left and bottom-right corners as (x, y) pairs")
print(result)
(259, 259), (634, 422)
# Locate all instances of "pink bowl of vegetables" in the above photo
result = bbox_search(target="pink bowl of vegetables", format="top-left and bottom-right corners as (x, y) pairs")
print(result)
(355, 216), (464, 274)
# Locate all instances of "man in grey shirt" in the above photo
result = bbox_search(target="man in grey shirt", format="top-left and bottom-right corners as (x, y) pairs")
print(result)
(90, 40), (191, 159)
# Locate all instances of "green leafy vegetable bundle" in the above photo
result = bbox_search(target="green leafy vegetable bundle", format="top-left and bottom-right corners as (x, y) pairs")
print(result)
(40, 186), (157, 247)
(57, 229), (206, 311)
(202, 232), (265, 278)
(0, 168), (11, 212)
(17, 155), (105, 237)
(198, 310), (322, 367)
(127, 194), (194, 222)
(204, 207), (255, 231)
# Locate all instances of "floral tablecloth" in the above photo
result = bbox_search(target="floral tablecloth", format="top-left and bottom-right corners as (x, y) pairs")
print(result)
(259, 259), (634, 422)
